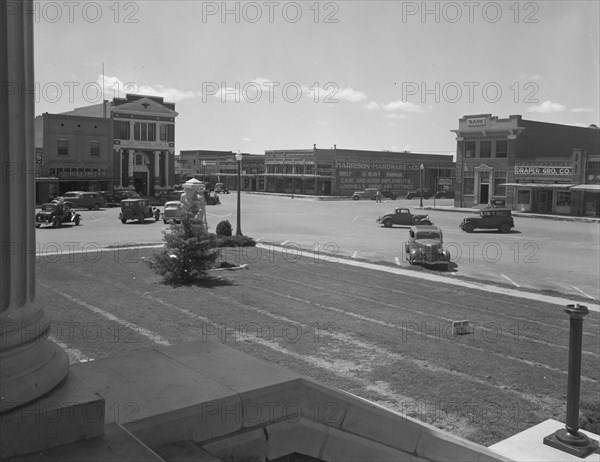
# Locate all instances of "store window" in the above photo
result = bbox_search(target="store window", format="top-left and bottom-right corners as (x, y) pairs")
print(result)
(517, 189), (531, 204)
(556, 191), (571, 207)
(463, 170), (474, 195)
(57, 139), (68, 155)
(90, 140), (100, 156)
(464, 141), (476, 158)
(494, 175), (506, 196)
(115, 120), (130, 140)
(160, 124), (175, 142)
(495, 140), (508, 158)
(480, 141), (492, 158)
(134, 122), (156, 141)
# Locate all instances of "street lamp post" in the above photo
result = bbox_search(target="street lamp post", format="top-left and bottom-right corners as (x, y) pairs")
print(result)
(235, 152), (243, 236)
(419, 164), (424, 208)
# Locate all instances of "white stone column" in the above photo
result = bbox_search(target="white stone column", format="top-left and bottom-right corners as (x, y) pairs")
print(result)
(0, 0), (69, 414)
(128, 149), (134, 187)
(154, 150), (161, 188)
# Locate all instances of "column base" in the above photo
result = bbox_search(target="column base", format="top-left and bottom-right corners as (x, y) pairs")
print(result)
(544, 429), (599, 458)
(1, 338), (69, 414)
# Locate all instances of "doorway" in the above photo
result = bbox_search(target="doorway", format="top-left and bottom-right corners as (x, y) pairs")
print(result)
(479, 183), (489, 204)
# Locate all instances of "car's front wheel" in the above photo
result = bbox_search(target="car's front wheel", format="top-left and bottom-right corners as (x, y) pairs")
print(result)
(52, 217), (61, 228)
(383, 218), (393, 228)
(94, 203), (100, 210)
(406, 195), (413, 199)
(121, 218), (127, 224)
(352, 195), (360, 200)
(74, 216), (80, 226)
(463, 222), (475, 233)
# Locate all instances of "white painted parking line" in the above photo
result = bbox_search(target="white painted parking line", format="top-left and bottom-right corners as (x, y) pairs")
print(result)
(49, 335), (93, 363)
(500, 274), (521, 287)
(351, 216), (359, 223)
(255, 236), (264, 242)
(85, 218), (104, 223)
(281, 240), (289, 246)
(394, 257), (401, 266)
(351, 251), (358, 259)
(572, 286), (595, 300)
(207, 212), (232, 218)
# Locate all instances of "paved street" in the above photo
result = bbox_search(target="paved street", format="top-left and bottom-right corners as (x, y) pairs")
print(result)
(35, 194), (600, 300)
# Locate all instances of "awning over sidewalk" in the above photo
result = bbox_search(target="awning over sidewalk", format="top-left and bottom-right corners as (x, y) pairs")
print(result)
(499, 183), (573, 188)
(569, 184), (600, 192)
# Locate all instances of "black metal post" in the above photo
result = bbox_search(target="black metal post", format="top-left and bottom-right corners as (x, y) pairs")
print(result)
(543, 303), (598, 458)
(419, 165), (424, 208)
(236, 159), (243, 236)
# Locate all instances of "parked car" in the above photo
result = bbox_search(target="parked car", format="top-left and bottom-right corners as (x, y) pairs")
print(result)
(404, 225), (451, 268)
(119, 198), (161, 224)
(459, 207), (514, 233)
(155, 189), (184, 205)
(204, 190), (221, 205)
(35, 201), (81, 228)
(214, 183), (230, 194)
(376, 207), (432, 228)
(435, 189), (455, 199)
(54, 191), (106, 210)
(352, 188), (396, 200)
(406, 188), (432, 200)
(111, 190), (141, 206)
(162, 201), (181, 224)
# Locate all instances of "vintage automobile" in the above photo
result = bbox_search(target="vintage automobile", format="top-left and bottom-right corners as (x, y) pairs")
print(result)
(376, 207), (432, 228)
(405, 188), (432, 200)
(110, 189), (141, 206)
(35, 201), (81, 228)
(435, 188), (455, 199)
(204, 190), (221, 205)
(162, 201), (182, 224)
(460, 207), (514, 233)
(404, 225), (451, 268)
(352, 188), (397, 200)
(54, 191), (106, 210)
(214, 183), (230, 194)
(119, 198), (161, 224)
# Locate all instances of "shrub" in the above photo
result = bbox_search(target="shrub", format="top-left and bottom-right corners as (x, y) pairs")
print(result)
(216, 235), (256, 247)
(147, 194), (219, 284)
(215, 220), (232, 236)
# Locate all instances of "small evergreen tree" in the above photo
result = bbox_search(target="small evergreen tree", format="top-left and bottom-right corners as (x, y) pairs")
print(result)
(215, 220), (233, 236)
(147, 192), (219, 284)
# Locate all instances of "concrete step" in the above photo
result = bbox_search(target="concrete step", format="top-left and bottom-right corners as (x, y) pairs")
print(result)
(153, 440), (222, 462)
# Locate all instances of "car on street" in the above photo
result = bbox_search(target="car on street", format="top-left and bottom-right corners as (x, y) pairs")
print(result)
(459, 207), (515, 233)
(35, 201), (81, 228)
(214, 183), (230, 194)
(54, 191), (106, 210)
(119, 198), (161, 224)
(405, 188), (432, 200)
(204, 190), (221, 205)
(404, 225), (451, 268)
(352, 188), (397, 200)
(376, 207), (432, 228)
(435, 189), (455, 199)
(162, 201), (182, 224)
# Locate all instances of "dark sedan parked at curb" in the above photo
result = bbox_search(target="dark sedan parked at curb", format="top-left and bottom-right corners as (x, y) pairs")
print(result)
(404, 225), (451, 269)
(376, 207), (432, 228)
(36, 202), (81, 228)
(406, 188), (432, 200)
(460, 208), (515, 233)
(54, 191), (106, 210)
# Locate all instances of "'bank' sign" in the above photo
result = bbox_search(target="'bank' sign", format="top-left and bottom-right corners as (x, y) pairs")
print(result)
(467, 118), (486, 127)
(515, 166), (572, 175)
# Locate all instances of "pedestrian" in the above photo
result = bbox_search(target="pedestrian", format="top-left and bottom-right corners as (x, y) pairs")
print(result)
(375, 190), (382, 203)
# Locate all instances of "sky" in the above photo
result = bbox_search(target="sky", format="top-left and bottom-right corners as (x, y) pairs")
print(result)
(33, 1), (599, 157)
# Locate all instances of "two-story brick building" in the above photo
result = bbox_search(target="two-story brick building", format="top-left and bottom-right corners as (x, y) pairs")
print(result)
(452, 114), (600, 216)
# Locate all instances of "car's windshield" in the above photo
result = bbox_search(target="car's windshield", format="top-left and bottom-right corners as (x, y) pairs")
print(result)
(63, 193), (78, 197)
(165, 204), (180, 210)
(416, 231), (441, 240)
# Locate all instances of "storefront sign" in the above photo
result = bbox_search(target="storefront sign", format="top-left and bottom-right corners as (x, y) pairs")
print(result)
(515, 166), (572, 175)
(467, 118), (486, 127)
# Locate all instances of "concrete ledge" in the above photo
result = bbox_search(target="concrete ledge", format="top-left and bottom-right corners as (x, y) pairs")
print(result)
(4, 422), (164, 462)
(0, 372), (105, 459)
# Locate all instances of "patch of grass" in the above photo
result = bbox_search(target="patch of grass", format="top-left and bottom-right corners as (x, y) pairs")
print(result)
(580, 400), (600, 435)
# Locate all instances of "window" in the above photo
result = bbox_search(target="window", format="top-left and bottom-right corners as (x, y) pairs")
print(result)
(463, 170), (474, 195)
(135, 154), (143, 165)
(495, 140), (508, 158)
(160, 124), (174, 142)
(464, 141), (476, 158)
(517, 189), (530, 204)
(57, 139), (68, 155)
(494, 174), (506, 197)
(90, 140), (100, 156)
(115, 120), (130, 140)
(480, 141), (492, 158)
(556, 191), (571, 207)
(134, 122), (156, 141)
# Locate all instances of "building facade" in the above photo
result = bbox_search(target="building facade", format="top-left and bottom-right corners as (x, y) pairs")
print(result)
(34, 113), (113, 202)
(452, 114), (600, 216)
(38, 94), (178, 199)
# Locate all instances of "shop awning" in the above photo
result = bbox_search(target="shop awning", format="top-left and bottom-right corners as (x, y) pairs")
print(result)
(499, 183), (573, 188)
(569, 184), (600, 192)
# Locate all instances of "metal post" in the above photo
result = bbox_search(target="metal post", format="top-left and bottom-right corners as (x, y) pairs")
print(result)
(419, 164), (424, 208)
(235, 153), (243, 236)
(543, 303), (598, 457)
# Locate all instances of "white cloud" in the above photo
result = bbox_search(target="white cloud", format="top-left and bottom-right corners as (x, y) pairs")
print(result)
(364, 101), (380, 110)
(382, 100), (424, 113)
(334, 87), (367, 102)
(384, 113), (407, 120)
(527, 100), (566, 114)
(572, 107), (595, 113)
(98, 75), (199, 101)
